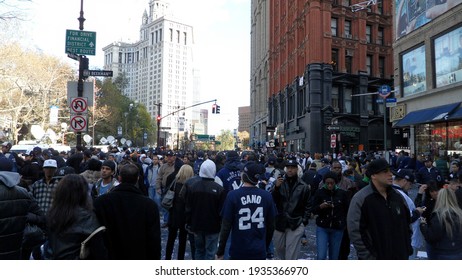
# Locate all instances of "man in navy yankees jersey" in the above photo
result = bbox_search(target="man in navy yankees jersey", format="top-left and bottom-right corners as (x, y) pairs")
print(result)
(216, 161), (276, 260)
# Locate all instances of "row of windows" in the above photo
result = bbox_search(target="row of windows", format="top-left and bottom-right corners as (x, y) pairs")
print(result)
(331, 18), (384, 45)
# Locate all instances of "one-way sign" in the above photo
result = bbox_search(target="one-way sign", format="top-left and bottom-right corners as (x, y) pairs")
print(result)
(83, 70), (113, 77)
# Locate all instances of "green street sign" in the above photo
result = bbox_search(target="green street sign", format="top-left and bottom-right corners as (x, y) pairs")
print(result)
(65, 29), (96, 56)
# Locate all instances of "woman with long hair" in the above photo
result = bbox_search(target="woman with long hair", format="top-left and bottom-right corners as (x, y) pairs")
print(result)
(420, 188), (462, 259)
(47, 174), (107, 259)
(165, 164), (194, 260)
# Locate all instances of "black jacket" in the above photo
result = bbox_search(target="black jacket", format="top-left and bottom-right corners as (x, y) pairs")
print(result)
(185, 178), (226, 233)
(347, 182), (412, 260)
(94, 183), (161, 259)
(0, 172), (44, 259)
(272, 176), (311, 231)
(48, 207), (107, 259)
(312, 186), (349, 230)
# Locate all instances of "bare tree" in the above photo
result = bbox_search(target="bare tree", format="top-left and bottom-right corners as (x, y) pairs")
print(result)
(0, 0), (31, 21)
(0, 43), (74, 143)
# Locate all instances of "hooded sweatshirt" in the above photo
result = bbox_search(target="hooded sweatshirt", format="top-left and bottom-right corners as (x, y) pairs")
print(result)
(217, 158), (242, 193)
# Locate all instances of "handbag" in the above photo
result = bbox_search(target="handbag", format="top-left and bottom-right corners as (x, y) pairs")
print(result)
(161, 179), (176, 210)
(79, 226), (106, 260)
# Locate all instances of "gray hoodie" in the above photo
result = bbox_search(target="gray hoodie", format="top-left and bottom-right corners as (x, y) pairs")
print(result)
(0, 171), (21, 188)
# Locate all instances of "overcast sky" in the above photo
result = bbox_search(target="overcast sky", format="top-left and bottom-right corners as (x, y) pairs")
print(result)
(11, 0), (250, 135)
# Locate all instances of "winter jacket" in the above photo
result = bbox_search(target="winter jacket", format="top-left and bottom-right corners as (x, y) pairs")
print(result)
(420, 211), (462, 259)
(93, 183), (161, 259)
(272, 176), (311, 231)
(312, 185), (349, 230)
(80, 170), (101, 186)
(0, 171), (44, 259)
(347, 182), (412, 260)
(185, 177), (226, 233)
(48, 207), (107, 259)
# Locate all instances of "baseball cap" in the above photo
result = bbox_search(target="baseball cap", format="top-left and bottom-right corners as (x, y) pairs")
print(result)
(165, 150), (174, 156)
(267, 156), (276, 165)
(1, 142), (11, 147)
(392, 169), (415, 182)
(321, 158), (330, 164)
(285, 156), (298, 167)
(54, 166), (76, 178)
(366, 159), (390, 177)
(243, 161), (266, 184)
(43, 159), (58, 168)
(226, 150), (239, 160)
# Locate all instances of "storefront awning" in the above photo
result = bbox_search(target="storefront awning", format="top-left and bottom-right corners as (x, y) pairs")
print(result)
(394, 102), (461, 127)
(447, 105), (462, 121)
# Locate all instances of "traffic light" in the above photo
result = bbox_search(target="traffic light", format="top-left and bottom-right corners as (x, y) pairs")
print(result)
(212, 104), (217, 114)
(156, 115), (161, 123)
(216, 105), (220, 114)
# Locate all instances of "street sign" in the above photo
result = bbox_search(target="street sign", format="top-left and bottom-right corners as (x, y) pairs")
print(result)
(67, 81), (94, 106)
(378, 84), (391, 98)
(65, 29), (96, 56)
(330, 139), (337, 148)
(386, 98), (397, 102)
(327, 126), (340, 131)
(70, 115), (88, 132)
(70, 97), (88, 114)
(331, 134), (337, 141)
(83, 70), (113, 77)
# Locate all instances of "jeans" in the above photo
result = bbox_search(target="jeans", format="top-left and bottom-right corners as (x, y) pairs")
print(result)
(316, 226), (344, 260)
(194, 232), (219, 260)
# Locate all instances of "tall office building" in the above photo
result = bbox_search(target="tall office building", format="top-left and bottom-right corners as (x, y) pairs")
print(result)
(102, 0), (199, 148)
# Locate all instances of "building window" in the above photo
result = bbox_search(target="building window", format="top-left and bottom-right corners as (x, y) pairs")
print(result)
(332, 86), (339, 111)
(377, 1), (383, 14)
(331, 49), (339, 72)
(344, 20), (351, 38)
(345, 52), (353, 73)
(366, 25), (372, 43)
(177, 30), (180, 44)
(331, 18), (338, 37)
(184, 32), (187, 45)
(169, 28), (173, 42)
(297, 86), (304, 117)
(377, 27), (384, 45)
(378, 56), (385, 78)
(366, 55), (372, 75)
(344, 87), (352, 113)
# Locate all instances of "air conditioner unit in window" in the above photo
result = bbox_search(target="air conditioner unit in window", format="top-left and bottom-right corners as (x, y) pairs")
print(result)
(345, 34), (352, 39)
(334, 107), (340, 113)
(346, 49), (354, 56)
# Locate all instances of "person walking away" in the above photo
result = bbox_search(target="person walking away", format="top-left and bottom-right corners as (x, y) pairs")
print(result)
(272, 156), (311, 260)
(216, 162), (276, 260)
(347, 159), (412, 260)
(47, 174), (107, 259)
(94, 164), (161, 259)
(184, 159), (226, 260)
(0, 158), (44, 259)
(420, 188), (462, 259)
(311, 171), (349, 260)
(165, 164), (194, 260)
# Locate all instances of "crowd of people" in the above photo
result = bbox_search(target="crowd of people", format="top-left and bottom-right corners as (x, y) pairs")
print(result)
(1, 141), (462, 260)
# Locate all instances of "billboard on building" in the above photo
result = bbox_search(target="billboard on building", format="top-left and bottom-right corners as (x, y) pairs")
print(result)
(434, 25), (462, 87)
(401, 45), (427, 96)
(395, 0), (462, 40)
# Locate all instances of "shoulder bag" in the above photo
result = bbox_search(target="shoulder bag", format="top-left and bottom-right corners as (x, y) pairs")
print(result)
(161, 179), (176, 210)
(80, 226), (106, 260)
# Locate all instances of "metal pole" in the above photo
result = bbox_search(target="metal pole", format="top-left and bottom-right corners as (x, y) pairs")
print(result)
(76, 0), (85, 147)
(383, 100), (387, 151)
